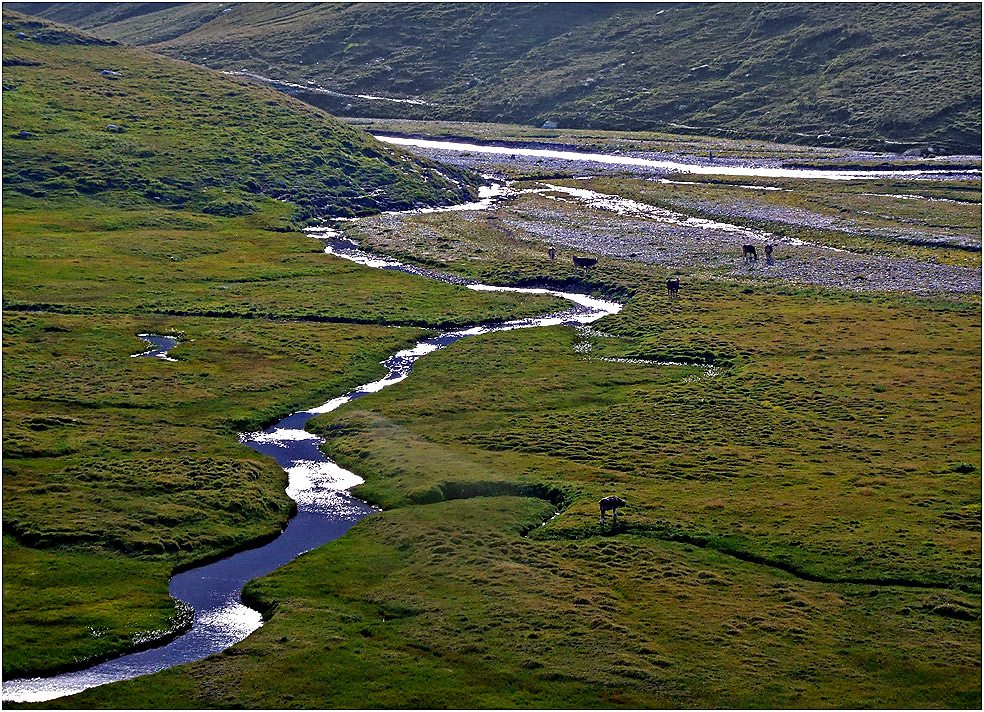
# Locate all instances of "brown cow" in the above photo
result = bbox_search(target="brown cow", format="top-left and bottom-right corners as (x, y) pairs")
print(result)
(573, 256), (598, 268)
(548, 246), (556, 261)
(742, 245), (757, 261)
(764, 244), (774, 262)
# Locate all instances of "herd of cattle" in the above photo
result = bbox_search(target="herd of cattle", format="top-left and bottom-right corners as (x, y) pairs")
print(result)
(553, 245), (777, 298)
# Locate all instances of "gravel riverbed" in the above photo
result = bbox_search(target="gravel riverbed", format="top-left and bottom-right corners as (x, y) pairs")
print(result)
(357, 141), (981, 296)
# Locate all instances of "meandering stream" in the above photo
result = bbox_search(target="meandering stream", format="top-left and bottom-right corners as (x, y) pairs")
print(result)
(1, 232), (620, 704)
(11, 135), (971, 703)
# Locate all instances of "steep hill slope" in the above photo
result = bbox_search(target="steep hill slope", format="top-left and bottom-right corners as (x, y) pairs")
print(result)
(2, 11), (478, 219)
(12, 2), (983, 153)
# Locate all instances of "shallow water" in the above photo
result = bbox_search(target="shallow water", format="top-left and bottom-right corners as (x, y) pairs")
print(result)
(1, 233), (620, 704)
(131, 333), (179, 361)
(375, 135), (981, 181)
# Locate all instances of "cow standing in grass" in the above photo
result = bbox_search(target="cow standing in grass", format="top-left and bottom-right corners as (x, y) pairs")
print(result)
(667, 278), (680, 299)
(599, 496), (626, 523)
(742, 245), (757, 261)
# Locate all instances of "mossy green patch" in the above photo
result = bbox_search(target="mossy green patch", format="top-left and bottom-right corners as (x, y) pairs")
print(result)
(1, 196), (567, 327)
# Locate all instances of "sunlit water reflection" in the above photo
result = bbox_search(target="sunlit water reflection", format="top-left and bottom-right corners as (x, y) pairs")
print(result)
(130, 333), (179, 362)
(375, 135), (981, 181)
(2, 227), (620, 704)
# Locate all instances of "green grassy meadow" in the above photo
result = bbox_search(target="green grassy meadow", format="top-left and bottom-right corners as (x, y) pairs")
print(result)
(1, 197), (566, 678)
(43, 496), (980, 709)
(2, 9), (981, 710)
(1, 15), (563, 681)
(25, 196), (982, 708)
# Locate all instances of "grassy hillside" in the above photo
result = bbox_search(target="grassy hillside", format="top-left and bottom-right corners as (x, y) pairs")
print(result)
(13, 2), (983, 154)
(1, 11), (480, 219)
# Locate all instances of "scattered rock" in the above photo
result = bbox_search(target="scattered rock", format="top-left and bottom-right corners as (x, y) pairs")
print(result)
(902, 147), (923, 157)
(15, 130), (33, 139)
(15, 31), (29, 39)
(541, 120), (559, 129)
(106, 124), (122, 132)
(100, 69), (122, 78)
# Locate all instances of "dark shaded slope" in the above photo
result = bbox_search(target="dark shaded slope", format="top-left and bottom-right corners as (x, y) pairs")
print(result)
(11, 2), (982, 153)
(2, 11), (479, 219)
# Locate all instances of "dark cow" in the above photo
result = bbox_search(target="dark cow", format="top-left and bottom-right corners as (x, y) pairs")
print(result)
(667, 277), (680, 299)
(742, 244), (757, 261)
(764, 244), (774, 262)
(548, 246), (556, 261)
(599, 495), (626, 523)
(573, 256), (598, 268)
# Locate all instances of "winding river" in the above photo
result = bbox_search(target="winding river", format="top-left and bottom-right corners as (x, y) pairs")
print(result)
(1, 232), (620, 704)
(7, 136), (977, 703)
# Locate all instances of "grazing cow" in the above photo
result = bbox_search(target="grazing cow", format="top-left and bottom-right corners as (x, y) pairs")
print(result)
(667, 277), (680, 299)
(548, 246), (556, 261)
(573, 256), (598, 268)
(599, 496), (626, 523)
(764, 244), (774, 262)
(742, 244), (757, 261)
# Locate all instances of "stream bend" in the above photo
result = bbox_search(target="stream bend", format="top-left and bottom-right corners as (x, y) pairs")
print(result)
(1, 237), (620, 704)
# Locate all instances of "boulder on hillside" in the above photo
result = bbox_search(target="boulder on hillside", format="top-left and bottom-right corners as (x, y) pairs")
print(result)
(541, 120), (558, 129)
